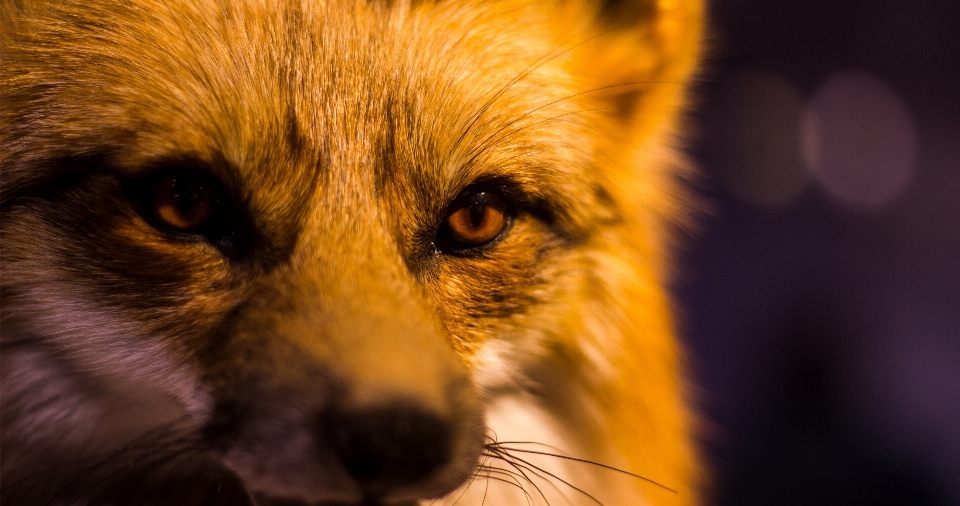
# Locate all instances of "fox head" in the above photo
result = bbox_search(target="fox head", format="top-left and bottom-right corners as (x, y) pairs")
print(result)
(1, 0), (701, 504)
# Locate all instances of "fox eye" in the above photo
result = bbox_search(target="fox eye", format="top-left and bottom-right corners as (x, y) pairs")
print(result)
(127, 165), (250, 258)
(438, 191), (510, 251)
(147, 172), (223, 233)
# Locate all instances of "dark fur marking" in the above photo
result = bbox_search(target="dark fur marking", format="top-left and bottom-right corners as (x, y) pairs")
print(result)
(285, 106), (307, 157)
(598, 0), (657, 27)
(374, 99), (398, 197)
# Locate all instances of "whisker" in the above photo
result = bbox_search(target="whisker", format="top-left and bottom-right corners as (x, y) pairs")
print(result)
(82, 443), (195, 505)
(447, 18), (635, 164)
(479, 463), (491, 506)
(9, 427), (180, 486)
(492, 446), (678, 493)
(3, 418), (201, 505)
(485, 448), (553, 506)
(464, 106), (609, 163)
(477, 464), (535, 490)
(476, 473), (537, 506)
(478, 472), (536, 504)
(461, 77), (681, 173)
(447, 450), (494, 506)
(477, 465), (533, 506)
(486, 458), (578, 506)
(490, 448), (604, 506)
(447, 26), (588, 161)
(486, 440), (563, 450)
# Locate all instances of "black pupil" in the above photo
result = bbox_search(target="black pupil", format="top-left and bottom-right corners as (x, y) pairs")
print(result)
(172, 180), (205, 215)
(469, 200), (486, 228)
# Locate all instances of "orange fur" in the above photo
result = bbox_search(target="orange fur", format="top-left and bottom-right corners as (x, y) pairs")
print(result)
(1, 0), (702, 504)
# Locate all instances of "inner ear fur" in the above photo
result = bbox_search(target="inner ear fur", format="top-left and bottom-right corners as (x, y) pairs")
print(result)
(550, 0), (703, 134)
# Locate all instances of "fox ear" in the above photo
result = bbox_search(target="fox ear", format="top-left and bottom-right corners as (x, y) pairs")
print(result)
(550, 0), (703, 132)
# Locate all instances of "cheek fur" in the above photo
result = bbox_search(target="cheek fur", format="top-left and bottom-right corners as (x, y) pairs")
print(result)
(426, 217), (566, 356)
(2, 186), (247, 361)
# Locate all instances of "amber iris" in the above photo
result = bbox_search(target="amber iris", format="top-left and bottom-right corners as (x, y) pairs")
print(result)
(151, 174), (217, 232)
(442, 192), (508, 248)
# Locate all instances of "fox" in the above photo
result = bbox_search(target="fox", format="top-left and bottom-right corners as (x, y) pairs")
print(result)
(0, 0), (703, 504)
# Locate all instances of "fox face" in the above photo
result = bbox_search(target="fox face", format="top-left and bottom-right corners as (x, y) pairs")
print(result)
(0, 0), (701, 505)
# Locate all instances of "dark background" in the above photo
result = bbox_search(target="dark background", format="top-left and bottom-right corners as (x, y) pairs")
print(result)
(677, 0), (960, 504)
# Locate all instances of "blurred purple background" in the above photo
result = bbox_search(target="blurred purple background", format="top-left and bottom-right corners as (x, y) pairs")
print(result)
(676, 0), (960, 504)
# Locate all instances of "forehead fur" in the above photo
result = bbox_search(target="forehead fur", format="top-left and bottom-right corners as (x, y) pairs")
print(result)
(2, 0), (600, 219)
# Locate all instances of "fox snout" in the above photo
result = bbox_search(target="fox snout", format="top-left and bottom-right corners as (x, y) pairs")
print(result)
(198, 233), (485, 504)
(203, 327), (484, 504)
(212, 389), (479, 504)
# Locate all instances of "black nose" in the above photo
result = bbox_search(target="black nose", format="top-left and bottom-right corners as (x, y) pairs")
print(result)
(327, 404), (452, 494)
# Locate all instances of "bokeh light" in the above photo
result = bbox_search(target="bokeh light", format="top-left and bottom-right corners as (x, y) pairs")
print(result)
(801, 70), (918, 211)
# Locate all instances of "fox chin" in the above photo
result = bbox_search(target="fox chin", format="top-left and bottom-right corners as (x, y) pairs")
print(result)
(0, 0), (702, 504)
